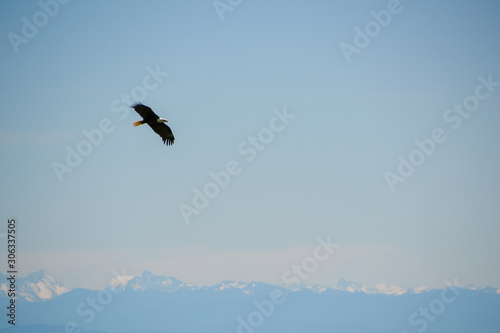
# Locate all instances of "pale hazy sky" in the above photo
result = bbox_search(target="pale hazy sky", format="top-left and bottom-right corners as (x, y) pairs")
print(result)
(1, 0), (500, 290)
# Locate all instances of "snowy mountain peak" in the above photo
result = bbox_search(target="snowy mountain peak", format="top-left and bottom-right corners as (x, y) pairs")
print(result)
(111, 273), (278, 296)
(114, 270), (199, 292)
(336, 278), (408, 295)
(215, 280), (249, 290)
(24, 269), (48, 281)
(0, 270), (68, 302)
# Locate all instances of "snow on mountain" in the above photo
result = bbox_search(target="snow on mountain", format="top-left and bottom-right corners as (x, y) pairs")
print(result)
(335, 278), (409, 295)
(110, 272), (471, 296)
(212, 280), (249, 291)
(412, 285), (432, 294)
(6, 274), (500, 333)
(282, 281), (329, 293)
(110, 274), (135, 289)
(304, 284), (329, 293)
(112, 270), (200, 292)
(0, 270), (68, 302)
(209, 280), (280, 296)
(112, 271), (281, 296)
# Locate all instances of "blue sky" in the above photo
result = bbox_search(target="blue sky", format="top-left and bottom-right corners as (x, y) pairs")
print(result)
(1, 0), (500, 290)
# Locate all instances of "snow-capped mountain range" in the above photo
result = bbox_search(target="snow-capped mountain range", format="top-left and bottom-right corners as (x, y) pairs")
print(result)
(2, 270), (499, 303)
(113, 270), (191, 292)
(0, 270), (67, 302)
(335, 278), (425, 295)
(1, 270), (499, 333)
(111, 270), (280, 295)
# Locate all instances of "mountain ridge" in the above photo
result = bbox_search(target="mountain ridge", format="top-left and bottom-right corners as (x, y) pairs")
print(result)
(1, 280), (499, 333)
(0, 269), (68, 302)
(2, 269), (499, 304)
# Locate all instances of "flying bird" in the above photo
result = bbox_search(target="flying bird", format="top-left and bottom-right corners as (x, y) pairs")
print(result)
(132, 103), (175, 146)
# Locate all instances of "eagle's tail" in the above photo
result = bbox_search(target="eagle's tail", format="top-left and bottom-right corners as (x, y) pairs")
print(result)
(133, 120), (144, 127)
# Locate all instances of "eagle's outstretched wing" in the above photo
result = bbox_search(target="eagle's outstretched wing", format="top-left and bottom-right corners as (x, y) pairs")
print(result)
(132, 103), (160, 121)
(149, 122), (175, 146)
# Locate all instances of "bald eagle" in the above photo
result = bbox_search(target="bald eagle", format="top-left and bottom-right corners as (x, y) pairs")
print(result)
(132, 103), (175, 146)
